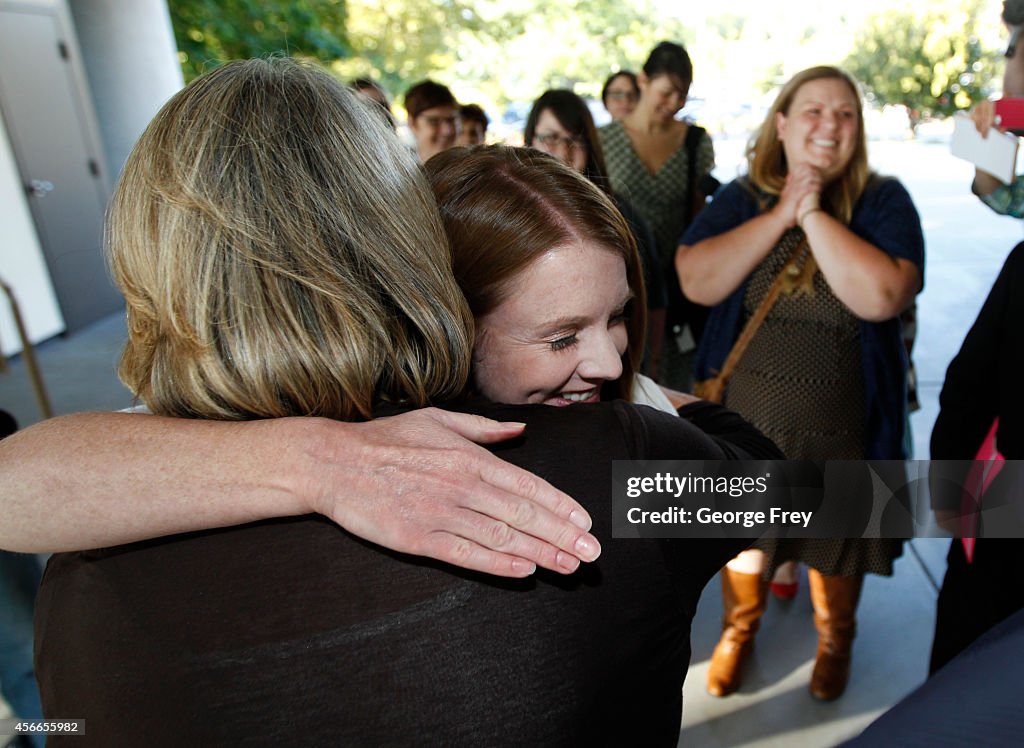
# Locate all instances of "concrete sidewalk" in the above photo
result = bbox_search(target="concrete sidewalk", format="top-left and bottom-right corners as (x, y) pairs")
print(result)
(680, 539), (948, 746)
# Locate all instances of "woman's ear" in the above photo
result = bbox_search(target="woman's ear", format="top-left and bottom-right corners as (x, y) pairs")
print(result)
(775, 111), (787, 139)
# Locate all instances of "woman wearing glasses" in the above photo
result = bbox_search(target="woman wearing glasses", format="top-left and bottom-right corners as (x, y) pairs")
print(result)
(601, 71), (640, 121)
(404, 79), (459, 162)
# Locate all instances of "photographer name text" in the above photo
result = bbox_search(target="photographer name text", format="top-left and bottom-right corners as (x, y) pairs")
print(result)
(625, 506), (813, 528)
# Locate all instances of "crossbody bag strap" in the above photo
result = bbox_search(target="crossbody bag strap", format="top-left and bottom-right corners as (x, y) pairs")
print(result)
(682, 124), (704, 227)
(697, 237), (806, 401)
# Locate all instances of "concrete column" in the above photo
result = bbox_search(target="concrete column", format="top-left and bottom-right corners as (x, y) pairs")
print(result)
(68, 0), (183, 179)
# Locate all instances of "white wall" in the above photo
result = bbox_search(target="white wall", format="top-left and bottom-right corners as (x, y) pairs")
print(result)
(0, 112), (64, 357)
(69, 0), (183, 178)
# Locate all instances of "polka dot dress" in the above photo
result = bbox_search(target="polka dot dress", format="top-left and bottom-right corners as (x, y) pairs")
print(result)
(725, 229), (902, 577)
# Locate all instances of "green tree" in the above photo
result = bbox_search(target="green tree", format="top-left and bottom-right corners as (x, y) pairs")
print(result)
(843, 1), (1001, 128)
(521, 0), (692, 99)
(331, 0), (526, 103)
(333, 0), (690, 119)
(165, 0), (703, 132)
(168, 0), (350, 82)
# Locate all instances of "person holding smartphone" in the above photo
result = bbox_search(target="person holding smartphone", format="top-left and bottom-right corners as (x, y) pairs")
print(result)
(970, 0), (1024, 215)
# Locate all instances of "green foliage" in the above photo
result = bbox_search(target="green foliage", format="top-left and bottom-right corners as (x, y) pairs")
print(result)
(525, 0), (693, 98)
(332, 0), (522, 100)
(333, 0), (690, 115)
(168, 0), (350, 82)
(166, 0), (696, 128)
(843, 0), (1001, 124)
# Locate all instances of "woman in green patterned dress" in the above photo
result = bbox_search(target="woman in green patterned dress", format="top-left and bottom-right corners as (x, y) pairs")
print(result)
(599, 41), (715, 391)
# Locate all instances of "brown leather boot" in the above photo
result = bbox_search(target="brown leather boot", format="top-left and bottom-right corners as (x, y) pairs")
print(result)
(808, 570), (864, 701)
(707, 568), (768, 697)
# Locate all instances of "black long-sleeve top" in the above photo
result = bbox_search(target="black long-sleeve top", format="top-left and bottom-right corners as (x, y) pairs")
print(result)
(36, 399), (780, 747)
(931, 242), (1024, 461)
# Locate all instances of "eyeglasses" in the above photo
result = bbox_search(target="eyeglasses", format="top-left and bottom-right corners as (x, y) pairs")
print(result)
(606, 90), (638, 102)
(533, 132), (581, 150)
(419, 115), (457, 128)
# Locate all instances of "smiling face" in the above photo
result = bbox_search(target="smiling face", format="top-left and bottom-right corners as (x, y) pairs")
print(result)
(638, 73), (688, 124)
(472, 241), (630, 406)
(530, 109), (588, 173)
(775, 77), (859, 182)
(410, 104), (458, 162)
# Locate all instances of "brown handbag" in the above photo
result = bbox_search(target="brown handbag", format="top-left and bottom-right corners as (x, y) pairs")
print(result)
(693, 237), (807, 404)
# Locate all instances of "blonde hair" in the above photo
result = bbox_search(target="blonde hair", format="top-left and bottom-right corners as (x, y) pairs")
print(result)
(109, 58), (473, 421)
(425, 145), (646, 402)
(747, 66), (871, 224)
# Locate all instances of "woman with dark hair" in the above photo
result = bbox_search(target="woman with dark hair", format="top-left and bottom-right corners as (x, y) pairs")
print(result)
(524, 89), (667, 381)
(677, 65), (924, 702)
(600, 41), (716, 391)
(601, 70), (640, 121)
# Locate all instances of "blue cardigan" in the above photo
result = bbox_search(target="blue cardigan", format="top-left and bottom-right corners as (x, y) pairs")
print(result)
(682, 177), (925, 459)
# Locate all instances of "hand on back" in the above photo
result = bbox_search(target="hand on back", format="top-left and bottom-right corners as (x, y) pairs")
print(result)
(304, 408), (602, 578)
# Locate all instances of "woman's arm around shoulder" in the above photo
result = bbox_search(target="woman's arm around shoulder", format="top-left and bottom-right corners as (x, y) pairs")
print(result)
(676, 400), (784, 460)
(650, 384), (782, 460)
(0, 409), (600, 577)
(614, 398), (782, 462)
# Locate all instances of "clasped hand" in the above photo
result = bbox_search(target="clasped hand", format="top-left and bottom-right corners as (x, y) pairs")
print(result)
(776, 164), (823, 229)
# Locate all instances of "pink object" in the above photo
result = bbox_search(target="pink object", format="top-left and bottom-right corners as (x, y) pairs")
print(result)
(995, 97), (1024, 132)
(961, 419), (1005, 563)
